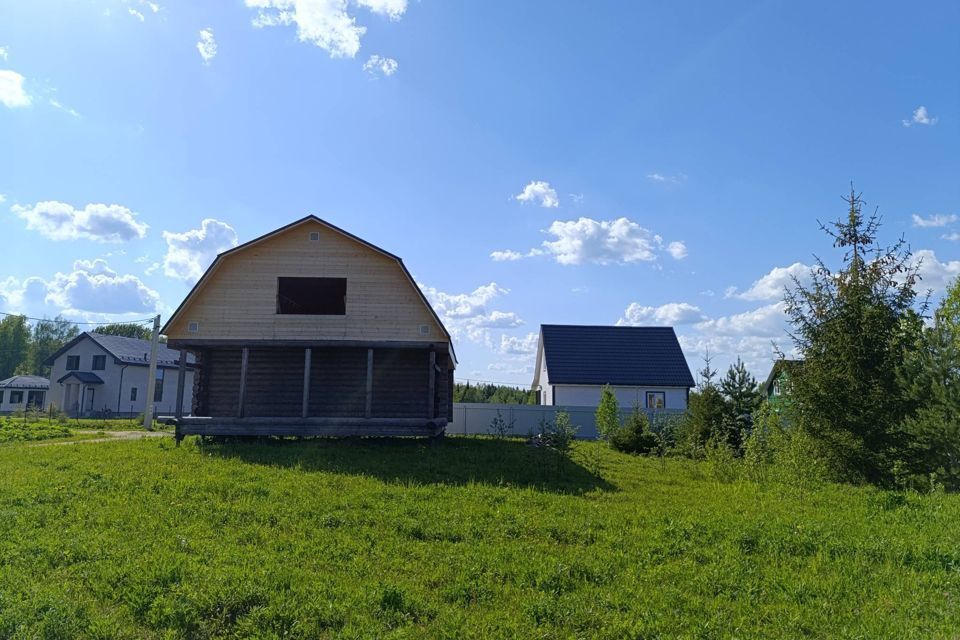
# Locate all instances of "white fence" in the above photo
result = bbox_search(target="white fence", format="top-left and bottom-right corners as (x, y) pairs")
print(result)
(448, 403), (685, 440)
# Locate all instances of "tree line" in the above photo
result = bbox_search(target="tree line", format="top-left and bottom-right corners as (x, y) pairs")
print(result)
(0, 319), (153, 379)
(453, 382), (537, 405)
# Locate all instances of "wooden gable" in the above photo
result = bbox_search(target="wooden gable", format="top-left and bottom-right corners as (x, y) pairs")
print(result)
(163, 217), (449, 346)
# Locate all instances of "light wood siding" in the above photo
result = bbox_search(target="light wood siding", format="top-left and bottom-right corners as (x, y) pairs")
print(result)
(165, 220), (446, 343)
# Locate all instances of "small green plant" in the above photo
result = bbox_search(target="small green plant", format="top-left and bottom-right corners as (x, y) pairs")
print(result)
(487, 410), (515, 439)
(705, 438), (739, 483)
(594, 385), (620, 441)
(610, 406), (661, 454)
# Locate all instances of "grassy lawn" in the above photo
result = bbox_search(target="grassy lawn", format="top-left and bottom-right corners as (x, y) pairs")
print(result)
(1, 437), (957, 639)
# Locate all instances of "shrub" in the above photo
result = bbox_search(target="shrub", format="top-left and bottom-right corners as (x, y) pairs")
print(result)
(487, 410), (515, 439)
(594, 385), (620, 441)
(610, 406), (660, 455)
(705, 438), (739, 483)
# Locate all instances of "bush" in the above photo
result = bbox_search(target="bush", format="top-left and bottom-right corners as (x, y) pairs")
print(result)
(487, 410), (515, 439)
(594, 385), (620, 441)
(705, 438), (739, 483)
(610, 407), (660, 455)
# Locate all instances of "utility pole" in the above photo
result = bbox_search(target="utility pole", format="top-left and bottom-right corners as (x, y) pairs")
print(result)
(143, 314), (161, 430)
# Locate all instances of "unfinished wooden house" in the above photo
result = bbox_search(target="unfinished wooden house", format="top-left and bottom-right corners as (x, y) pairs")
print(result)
(161, 216), (455, 440)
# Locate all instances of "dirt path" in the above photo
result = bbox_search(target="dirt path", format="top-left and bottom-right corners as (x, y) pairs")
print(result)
(31, 430), (174, 446)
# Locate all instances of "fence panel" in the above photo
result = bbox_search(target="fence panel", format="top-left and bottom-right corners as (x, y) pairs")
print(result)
(449, 403), (685, 440)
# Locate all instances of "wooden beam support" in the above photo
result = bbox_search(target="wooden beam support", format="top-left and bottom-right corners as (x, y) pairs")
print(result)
(427, 350), (436, 419)
(365, 348), (374, 418)
(302, 348), (312, 418)
(175, 349), (188, 419)
(238, 347), (249, 418)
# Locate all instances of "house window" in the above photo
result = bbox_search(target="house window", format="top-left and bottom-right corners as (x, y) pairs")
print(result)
(645, 391), (666, 409)
(130, 387), (138, 402)
(276, 277), (347, 315)
(66, 355), (80, 371)
(92, 355), (106, 370)
(0, 390), (4, 404)
(154, 369), (165, 402)
(773, 380), (781, 396)
(9, 391), (23, 404)
(27, 390), (44, 407)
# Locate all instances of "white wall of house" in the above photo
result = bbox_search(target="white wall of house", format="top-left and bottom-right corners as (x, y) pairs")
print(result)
(547, 384), (688, 410)
(0, 388), (48, 414)
(49, 337), (194, 417)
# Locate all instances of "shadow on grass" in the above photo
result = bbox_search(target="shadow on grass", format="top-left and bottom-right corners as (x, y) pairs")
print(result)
(200, 436), (615, 494)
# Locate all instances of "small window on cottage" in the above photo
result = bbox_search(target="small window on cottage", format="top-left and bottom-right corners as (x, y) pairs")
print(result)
(9, 391), (23, 404)
(92, 355), (106, 370)
(66, 355), (80, 371)
(0, 390), (4, 404)
(276, 277), (346, 315)
(645, 392), (666, 409)
(130, 387), (138, 402)
(773, 380), (781, 396)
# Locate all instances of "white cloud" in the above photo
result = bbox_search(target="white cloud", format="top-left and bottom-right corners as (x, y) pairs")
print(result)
(667, 241), (688, 260)
(646, 172), (686, 184)
(0, 47), (8, 61)
(49, 98), (81, 118)
(726, 262), (813, 301)
(11, 201), (149, 242)
(695, 302), (788, 338)
(197, 28), (218, 64)
(128, 8), (145, 21)
(903, 105), (938, 127)
(943, 233), (960, 242)
(245, 0), (408, 59)
(0, 261), (159, 316)
(617, 302), (705, 326)
(419, 281), (523, 344)
(515, 181), (559, 208)
(0, 194), (5, 204)
(362, 54), (397, 76)
(912, 213), (957, 228)
(542, 217), (675, 265)
(0, 69), (31, 108)
(490, 250), (523, 262)
(497, 332), (539, 356)
(913, 249), (960, 294)
(161, 218), (238, 282)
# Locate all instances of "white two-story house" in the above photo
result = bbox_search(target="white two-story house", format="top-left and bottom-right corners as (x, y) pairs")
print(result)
(46, 332), (195, 418)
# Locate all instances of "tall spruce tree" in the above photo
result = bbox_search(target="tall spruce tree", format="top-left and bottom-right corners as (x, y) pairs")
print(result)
(681, 352), (727, 453)
(784, 188), (921, 484)
(719, 357), (761, 448)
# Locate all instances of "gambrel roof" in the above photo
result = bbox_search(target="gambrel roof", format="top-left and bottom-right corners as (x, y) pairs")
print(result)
(533, 324), (695, 388)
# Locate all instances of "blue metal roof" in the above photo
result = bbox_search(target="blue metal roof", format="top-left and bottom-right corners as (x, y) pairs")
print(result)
(0, 375), (49, 389)
(45, 332), (196, 368)
(540, 324), (695, 387)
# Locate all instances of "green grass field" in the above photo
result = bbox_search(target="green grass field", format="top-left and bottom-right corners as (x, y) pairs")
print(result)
(1, 436), (957, 639)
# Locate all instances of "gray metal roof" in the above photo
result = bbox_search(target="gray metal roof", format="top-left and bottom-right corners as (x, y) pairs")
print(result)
(540, 324), (695, 388)
(0, 375), (50, 389)
(45, 332), (195, 368)
(57, 371), (105, 384)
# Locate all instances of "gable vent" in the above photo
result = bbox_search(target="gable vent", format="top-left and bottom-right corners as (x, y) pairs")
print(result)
(418, 324), (430, 336)
(309, 231), (320, 241)
(187, 321), (200, 333)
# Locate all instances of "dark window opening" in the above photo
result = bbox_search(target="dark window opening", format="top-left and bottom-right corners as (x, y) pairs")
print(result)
(92, 355), (106, 370)
(66, 355), (80, 371)
(276, 277), (346, 315)
(27, 390), (44, 407)
(10, 391), (23, 404)
(130, 387), (138, 402)
(154, 369), (164, 402)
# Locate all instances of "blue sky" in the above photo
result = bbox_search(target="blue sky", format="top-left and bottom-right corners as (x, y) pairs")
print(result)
(1, 0), (957, 385)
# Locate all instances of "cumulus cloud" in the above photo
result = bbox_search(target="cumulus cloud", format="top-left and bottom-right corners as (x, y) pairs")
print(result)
(695, 302), (788, 338)
(128, 8), (145, 21)
(726, 262), (813, 301)
(617, 302), (705, 326)
(245, 0), (408, 58)
(161, 218), (239, 282)
(515, 181), (559, 208)
(490, 250), (524, 262)
(0, 46), (8, 61)
(362, 54), (397, 76)
(11, 201), (149, 242)
(667, 241), (688, 260)
(0, 69), (31, 108)
(646, 172), (686, 184)
(542, 217), (676, 265)
(497, 332), (539, 356)
(0, 260), (159, 316)
(912, 213), (957, 228)
(912, 249), (960, 294)
(419, 281), (523, 344)
(943, 233), (960, 242)
(197, 28), (217, 63)
(903, 105), (937, 127)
